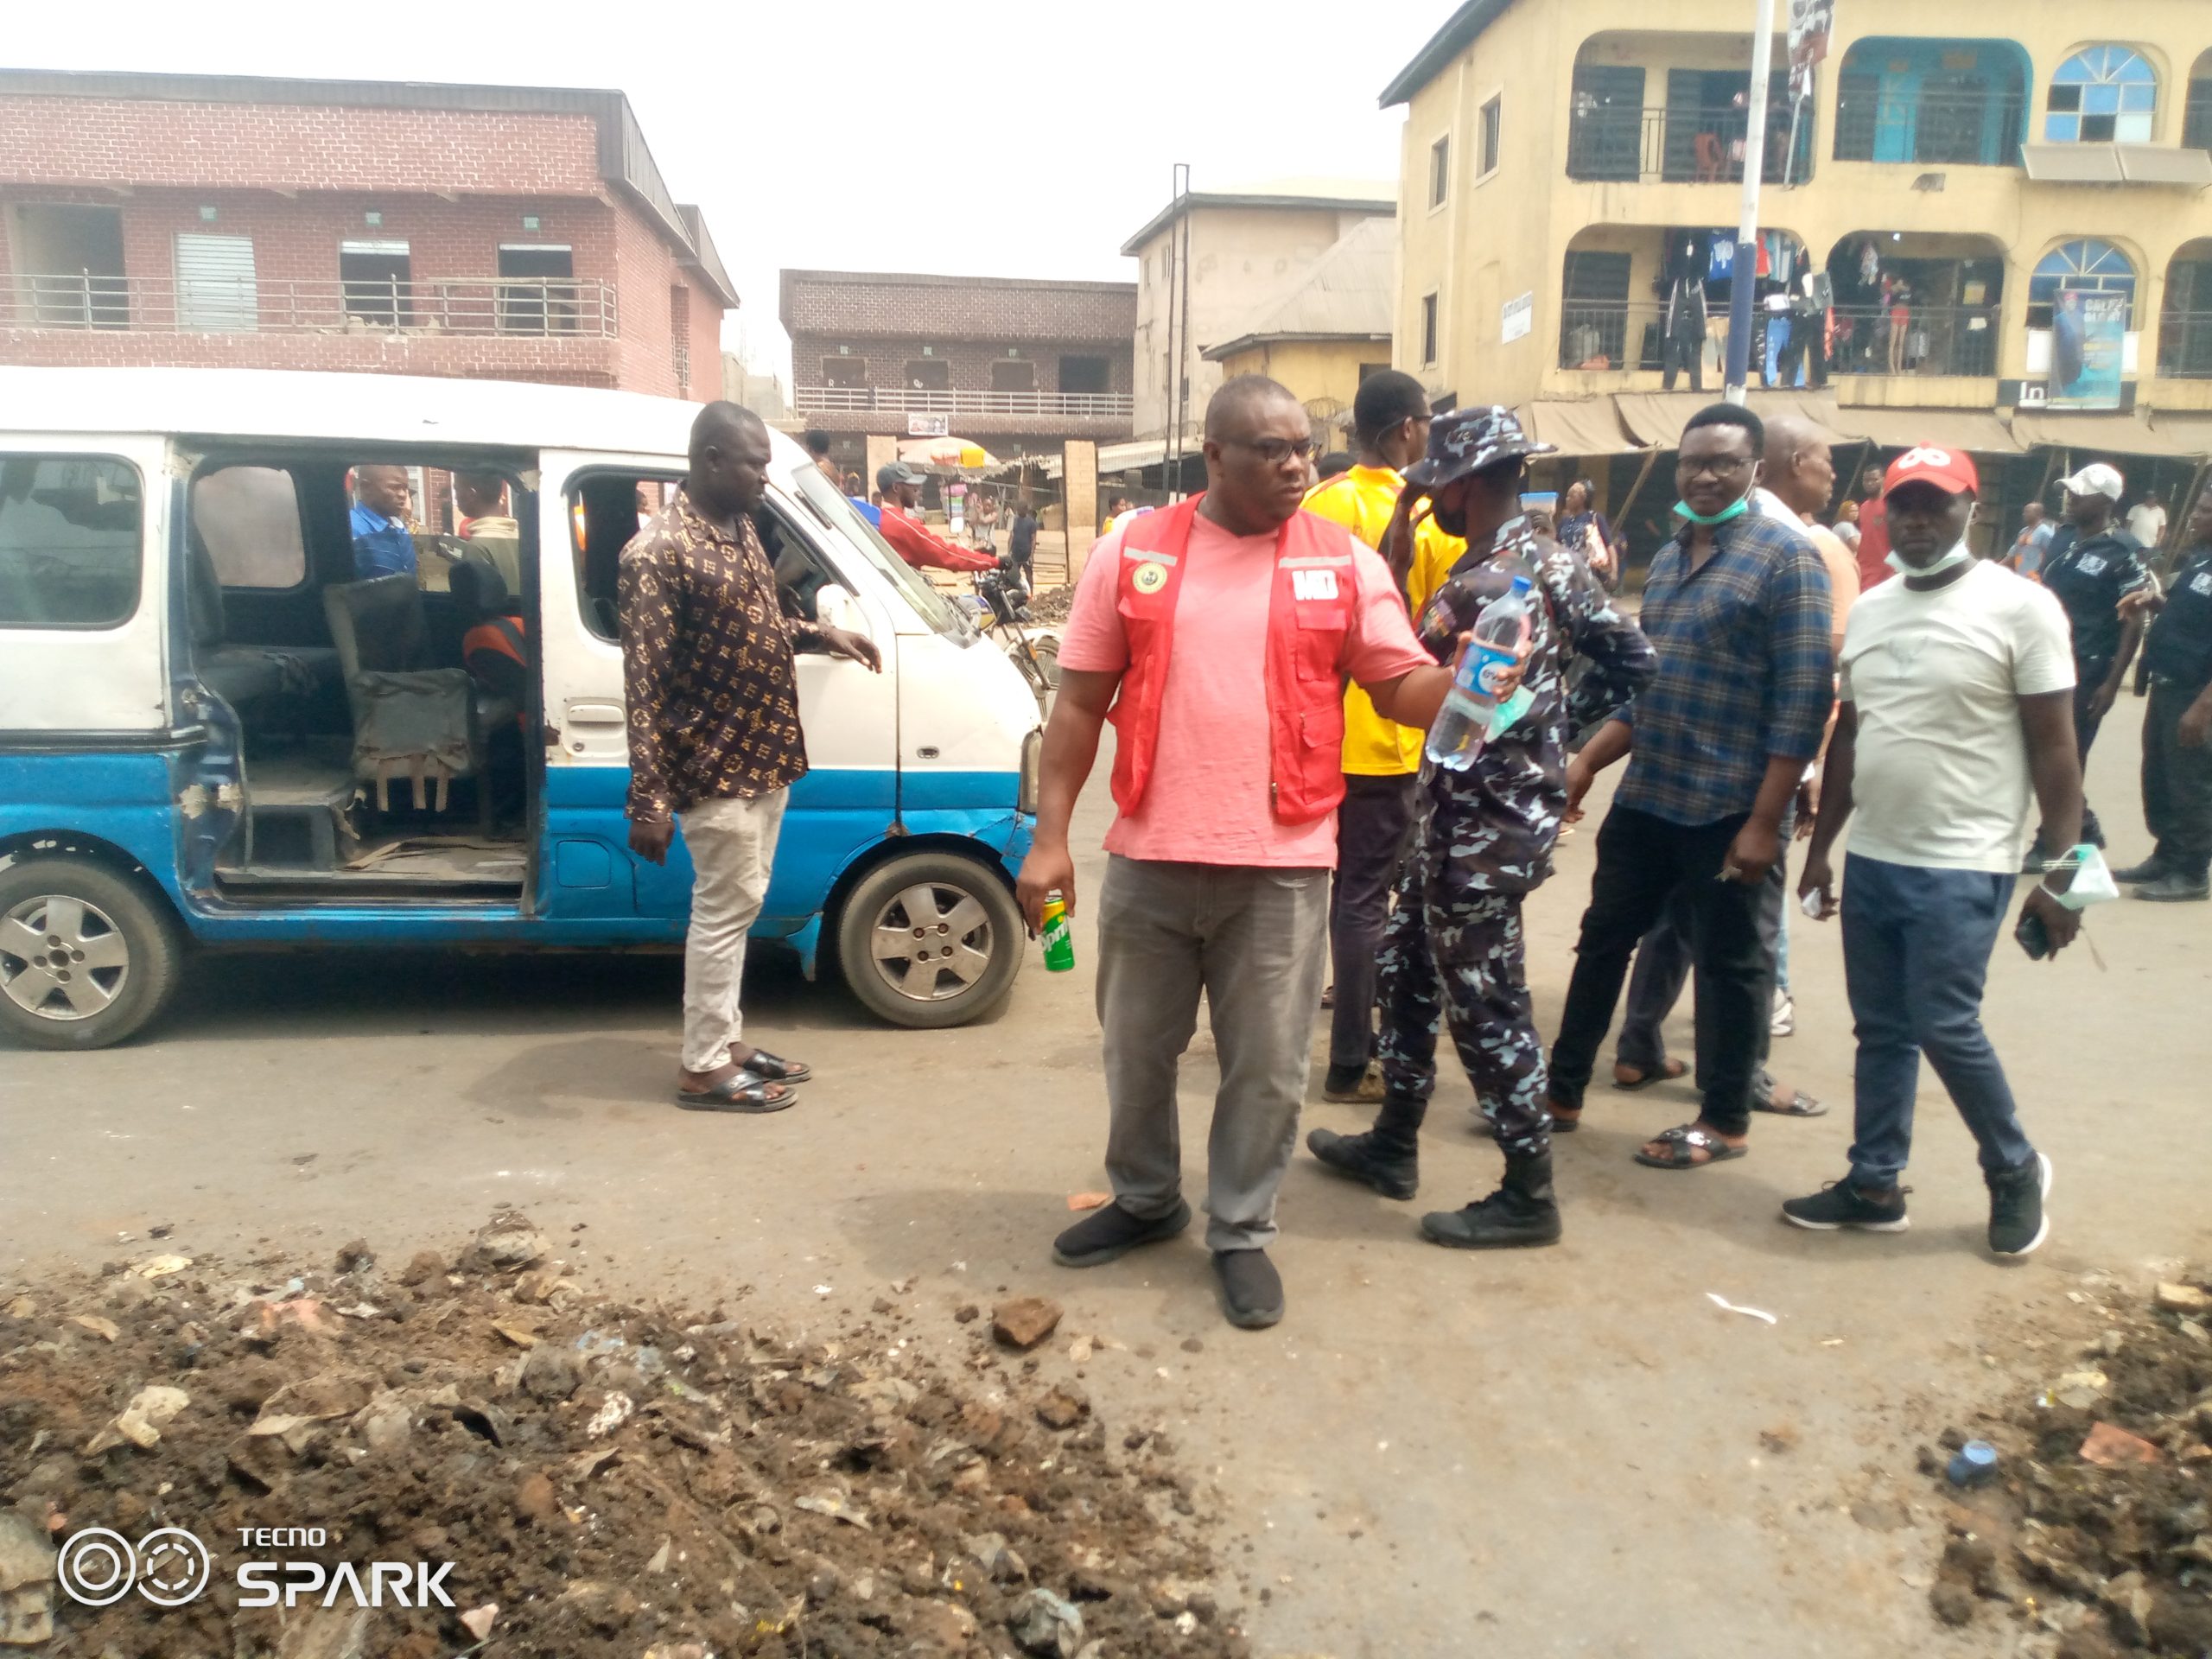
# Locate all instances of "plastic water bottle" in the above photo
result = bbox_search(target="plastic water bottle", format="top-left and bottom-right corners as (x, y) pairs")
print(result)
(1426, 574), (1534, 772)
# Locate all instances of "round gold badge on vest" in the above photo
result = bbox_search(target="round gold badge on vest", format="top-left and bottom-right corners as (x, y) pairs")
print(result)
(1131, 562), (1168, 594)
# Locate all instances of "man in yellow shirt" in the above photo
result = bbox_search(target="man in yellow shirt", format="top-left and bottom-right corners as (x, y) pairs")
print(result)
(1302, 371), (1464, 1101)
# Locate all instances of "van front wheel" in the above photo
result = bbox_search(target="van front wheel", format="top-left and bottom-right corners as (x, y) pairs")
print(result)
(0, 856), (185, 1051)
(836, 851), (1022, 1028)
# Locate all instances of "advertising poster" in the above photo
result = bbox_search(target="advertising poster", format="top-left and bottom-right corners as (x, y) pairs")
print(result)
(2049, 289), (2126, 410)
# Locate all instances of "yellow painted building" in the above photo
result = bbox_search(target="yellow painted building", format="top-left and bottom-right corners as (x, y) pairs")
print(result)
(1382, 0), (2212, 462)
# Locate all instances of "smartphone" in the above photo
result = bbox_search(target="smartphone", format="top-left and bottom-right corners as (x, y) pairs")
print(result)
(2015, 908), (2051, 961)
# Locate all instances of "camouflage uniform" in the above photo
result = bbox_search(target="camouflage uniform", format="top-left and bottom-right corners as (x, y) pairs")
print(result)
(1376, 518), (1656, 1154)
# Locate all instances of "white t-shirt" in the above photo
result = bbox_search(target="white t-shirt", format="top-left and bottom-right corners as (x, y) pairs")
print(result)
(1839, 557), (2075, 874)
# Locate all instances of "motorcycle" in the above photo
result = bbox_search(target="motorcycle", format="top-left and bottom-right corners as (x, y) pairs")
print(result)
(959, 557), (1061, 712)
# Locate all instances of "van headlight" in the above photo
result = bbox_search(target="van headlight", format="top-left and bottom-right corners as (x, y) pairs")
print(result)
(1019, 727), (1042, 815)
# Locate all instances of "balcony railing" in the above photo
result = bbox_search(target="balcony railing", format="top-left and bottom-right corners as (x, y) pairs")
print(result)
(2158, 312), (2212, 378)
(2, 274), (618, 338)
(793, 385), (1135, 419)
(1833, 89), (2025, 167)
(1557, 300), (2002, 379)
(1567, 105), (1812, 184)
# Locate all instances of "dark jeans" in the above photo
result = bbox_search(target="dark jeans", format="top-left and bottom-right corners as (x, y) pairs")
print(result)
(2072, 662), (2113, 848)
(1778, 320), (1827, 388)
(1548, 805), (1770, 1135)
(1840, 854), (2035, 1188)
(1328, 773), (1417, 1072)
(1616, 804), (1793, 1083)
(2142, 679), (2212, 880)
(1662, 331), (1703, 392)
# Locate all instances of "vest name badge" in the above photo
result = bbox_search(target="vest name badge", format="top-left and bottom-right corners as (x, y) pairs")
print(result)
(1131, 562), (1169, 594)
(1291, 569), (1339, 602)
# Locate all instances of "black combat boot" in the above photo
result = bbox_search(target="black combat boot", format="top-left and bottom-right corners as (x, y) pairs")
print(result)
(1306, 1093), (1423, 1201)
(1419, 1150), (1563, 1249)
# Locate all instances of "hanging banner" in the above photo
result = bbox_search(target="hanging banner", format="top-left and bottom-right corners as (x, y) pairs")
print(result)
(2049, 290), (2126, 410)
(1788, 0), (1835, 96)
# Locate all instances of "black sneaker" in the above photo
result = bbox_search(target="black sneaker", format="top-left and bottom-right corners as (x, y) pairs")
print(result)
(1306, 1127), (1419, 1200)
(1211, 1249), (1284, 1329)
(2135, 873), (2210, 903)
(1420, 1186), (1563, 1249)
(1781, 1180), (1910, 1233)
(1052, 1198), (1192, 1268)
(1987, 1152), (2052, 1258)
(2109, 855), (2167, 885)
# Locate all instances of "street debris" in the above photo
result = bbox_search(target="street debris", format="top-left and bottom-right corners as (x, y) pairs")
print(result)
(0, 1213), (1242, 1657)
(1704, 1293), (1777, 1325)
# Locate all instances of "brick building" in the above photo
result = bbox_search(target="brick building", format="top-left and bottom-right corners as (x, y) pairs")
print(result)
(781, 269), (1136, 466)
(0, 70), (736, 397)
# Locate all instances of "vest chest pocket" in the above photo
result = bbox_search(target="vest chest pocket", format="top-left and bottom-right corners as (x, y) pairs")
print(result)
(1293, 604), (1350, 680)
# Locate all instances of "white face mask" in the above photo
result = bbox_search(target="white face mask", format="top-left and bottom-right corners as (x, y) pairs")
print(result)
(1887, 538), (1974, 578)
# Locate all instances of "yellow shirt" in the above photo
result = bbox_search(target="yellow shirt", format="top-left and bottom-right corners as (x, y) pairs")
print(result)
(1302, 467), (1465, 774)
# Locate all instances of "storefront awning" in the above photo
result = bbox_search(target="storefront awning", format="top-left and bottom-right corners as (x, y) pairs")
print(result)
(1831, 407), (2025, 454)
(2010, 410), (2204, 459)
(1608, 391), (1854, 451)
(1517, 399), (1640, 455)
(2150, 413), (2212, 457)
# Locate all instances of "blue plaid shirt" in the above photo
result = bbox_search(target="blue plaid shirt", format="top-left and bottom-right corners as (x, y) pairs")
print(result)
(1617, 511), (1834, 827)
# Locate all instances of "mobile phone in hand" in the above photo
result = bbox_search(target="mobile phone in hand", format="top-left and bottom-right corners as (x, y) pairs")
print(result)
(2015, 907), (2051, 960)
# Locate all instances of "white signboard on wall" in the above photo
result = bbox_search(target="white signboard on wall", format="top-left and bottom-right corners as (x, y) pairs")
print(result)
(906, 414), (950, 437)
(1500, 291), (1535, 344)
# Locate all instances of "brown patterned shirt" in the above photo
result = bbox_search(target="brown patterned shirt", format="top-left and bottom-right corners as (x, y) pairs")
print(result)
(617, 493), (822, 818)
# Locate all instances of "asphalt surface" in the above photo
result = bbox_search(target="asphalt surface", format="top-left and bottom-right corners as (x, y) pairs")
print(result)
(6, 692), (2209, 1657)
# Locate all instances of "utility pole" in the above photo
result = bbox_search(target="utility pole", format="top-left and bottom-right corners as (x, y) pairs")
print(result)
(1160, 162), (1191, 502)
(1722, 0), (1777, 405)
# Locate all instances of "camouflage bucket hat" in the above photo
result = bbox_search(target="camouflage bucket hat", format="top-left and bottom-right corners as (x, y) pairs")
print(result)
(1405, 404), (1556, 491)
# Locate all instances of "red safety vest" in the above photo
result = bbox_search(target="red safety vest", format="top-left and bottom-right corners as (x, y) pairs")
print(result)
(1108, 496), (1355, 827)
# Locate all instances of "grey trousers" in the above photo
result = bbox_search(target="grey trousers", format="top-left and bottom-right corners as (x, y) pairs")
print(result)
(1096, 855), (1332, 1253)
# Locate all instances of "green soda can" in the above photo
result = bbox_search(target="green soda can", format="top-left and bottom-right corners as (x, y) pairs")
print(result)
(1040, 891), (1075, 973)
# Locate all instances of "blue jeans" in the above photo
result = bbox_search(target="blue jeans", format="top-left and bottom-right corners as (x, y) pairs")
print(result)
(1840, 855), (2036, 1188)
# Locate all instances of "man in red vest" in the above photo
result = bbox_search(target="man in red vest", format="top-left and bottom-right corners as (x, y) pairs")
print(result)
(1016, 375), (1460, 1331)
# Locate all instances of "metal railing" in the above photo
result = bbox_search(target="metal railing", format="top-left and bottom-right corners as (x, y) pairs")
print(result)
(2, 274), (618, 338)
(793, 385), (1135, 419)
(1566, 105), (1813, 184)
(1558, 302), (1665, 372)
(2158, 312), (2212, 379)
(1832, 90), (2025, 167)
(1826, 304), (2001, 378)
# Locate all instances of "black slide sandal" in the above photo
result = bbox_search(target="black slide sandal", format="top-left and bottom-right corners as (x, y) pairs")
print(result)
(738, 1050), (812, 1085)
(676, 1075), (796, 1114)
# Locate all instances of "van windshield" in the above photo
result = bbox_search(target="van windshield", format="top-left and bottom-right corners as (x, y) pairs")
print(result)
(790, 466), (973, 643)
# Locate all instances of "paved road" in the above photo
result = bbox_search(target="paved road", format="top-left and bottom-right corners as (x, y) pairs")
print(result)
(6, 695), (2207, 1657)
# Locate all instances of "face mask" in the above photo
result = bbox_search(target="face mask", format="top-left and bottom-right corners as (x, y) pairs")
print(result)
(1886, 538), (1974, 578)
(1672, 491), (1751, 528)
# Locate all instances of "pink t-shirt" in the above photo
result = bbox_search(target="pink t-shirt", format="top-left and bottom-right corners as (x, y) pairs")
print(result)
(1058, 512), (1431, 868)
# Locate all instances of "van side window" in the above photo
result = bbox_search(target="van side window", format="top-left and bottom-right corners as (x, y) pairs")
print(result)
(571, 474), (678, 642)
(191, 466), (307, 589)
(0, 454), (143, 629)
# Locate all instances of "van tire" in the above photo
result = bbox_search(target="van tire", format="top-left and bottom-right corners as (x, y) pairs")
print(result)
(0, 856), (185, 1052)
(835, 851), (1022, 1029)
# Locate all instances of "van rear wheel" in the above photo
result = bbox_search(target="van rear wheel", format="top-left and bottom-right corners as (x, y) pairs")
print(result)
(836, 851), (1022, 1029)
(0, 856), (185, 1051)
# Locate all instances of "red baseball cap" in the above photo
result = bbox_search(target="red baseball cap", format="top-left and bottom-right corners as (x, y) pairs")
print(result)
(1883, 445), (1979, 498)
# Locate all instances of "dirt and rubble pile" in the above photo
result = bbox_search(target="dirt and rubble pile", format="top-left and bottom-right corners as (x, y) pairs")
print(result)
(0, 1214), (1244, 1658)
(1917, 1271), (2212, 1655)
(1027, 587), (1073, 628)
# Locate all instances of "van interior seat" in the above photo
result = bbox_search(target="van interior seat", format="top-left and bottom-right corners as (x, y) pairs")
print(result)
(183, 532), (340, 714)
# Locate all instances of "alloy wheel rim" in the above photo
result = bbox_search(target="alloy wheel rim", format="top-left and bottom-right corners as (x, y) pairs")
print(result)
(0, 894), (130, 1020)
(868, 882), (994, 1002)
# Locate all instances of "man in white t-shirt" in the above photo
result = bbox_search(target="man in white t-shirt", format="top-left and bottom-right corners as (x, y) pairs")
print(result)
(1787, 446), (2086, 1258)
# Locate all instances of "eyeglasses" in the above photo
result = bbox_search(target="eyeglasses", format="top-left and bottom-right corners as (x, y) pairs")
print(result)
(1678, 454), (1756, 480)
(1224, 436), (1317, 467)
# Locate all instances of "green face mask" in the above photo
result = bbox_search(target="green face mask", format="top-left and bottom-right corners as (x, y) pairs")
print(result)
(1673, 492), (1753, 528)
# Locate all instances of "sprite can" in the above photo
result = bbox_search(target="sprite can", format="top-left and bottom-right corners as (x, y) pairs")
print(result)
(1040, 890), (1075, 973)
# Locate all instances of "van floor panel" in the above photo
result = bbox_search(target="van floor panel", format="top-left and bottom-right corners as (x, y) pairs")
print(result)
(217, 833), (527, 893)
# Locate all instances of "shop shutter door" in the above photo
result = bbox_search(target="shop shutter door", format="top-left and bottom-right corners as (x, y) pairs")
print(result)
(175, 233), (257, 332)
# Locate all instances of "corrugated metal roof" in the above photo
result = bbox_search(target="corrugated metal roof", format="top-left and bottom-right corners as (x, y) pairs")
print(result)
(1201, 218), (1398, 359)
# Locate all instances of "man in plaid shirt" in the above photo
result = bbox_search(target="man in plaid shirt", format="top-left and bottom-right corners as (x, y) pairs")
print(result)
(1545, 404), (1834, 1171)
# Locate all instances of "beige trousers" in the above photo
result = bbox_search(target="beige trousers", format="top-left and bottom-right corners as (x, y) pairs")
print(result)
(677, 789), (787, 1073)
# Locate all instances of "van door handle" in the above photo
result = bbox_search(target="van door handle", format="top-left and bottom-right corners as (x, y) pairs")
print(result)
(567, 702), (625, 723)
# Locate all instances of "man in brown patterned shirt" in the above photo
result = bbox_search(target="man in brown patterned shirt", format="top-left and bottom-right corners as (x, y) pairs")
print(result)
(620, 403), (880, 1113)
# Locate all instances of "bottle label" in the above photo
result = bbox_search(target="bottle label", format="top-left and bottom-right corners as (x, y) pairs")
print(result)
(1468, 640), (1520, 698)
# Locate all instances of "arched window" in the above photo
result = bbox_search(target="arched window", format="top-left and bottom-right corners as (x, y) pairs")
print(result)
(2026, 239), (2138, 329)
(2044, 47), (2158, 143)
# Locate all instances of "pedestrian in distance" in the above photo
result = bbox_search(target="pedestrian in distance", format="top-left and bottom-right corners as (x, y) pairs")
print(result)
(1016, 375), (1465, 1331)
(1788, 446), (2082, 1255)
(1306, 407), (1655, 1249)
(2010, 502), (2054, 579)
(1544, 404), (1834, 1170)
(2112, 486), (2212, 902)
(618, 403), (882, 1114)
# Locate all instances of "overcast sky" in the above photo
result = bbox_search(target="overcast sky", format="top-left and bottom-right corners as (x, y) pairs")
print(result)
(10, 0), (1421, 375)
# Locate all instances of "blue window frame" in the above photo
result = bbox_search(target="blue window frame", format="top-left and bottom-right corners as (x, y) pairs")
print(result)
(2026, 239), (2138, 329)
(2045, 47), (2158, 143)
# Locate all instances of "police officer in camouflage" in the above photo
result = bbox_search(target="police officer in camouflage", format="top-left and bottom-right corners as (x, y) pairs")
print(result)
(1306, 409), (1656, 1249)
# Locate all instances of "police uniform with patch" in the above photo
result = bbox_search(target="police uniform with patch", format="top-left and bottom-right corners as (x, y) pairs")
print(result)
(1305, 408), (1656, 1249)
(2041, 510), (2152, 847)
(2120, 537), (2212, 897)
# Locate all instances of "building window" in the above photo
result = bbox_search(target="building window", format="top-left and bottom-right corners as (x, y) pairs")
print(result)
(10, 204), (127, 327)
(0, 454), (143, 629)
(1428, 135), (1451, 207)
(904, 359), (952, 391)
(1830, 39), (2029, 168)
(1421, 293), (1440, 365)
(1357, 362), (1391, 383)
(498, 245), (576, 334)
(989, 359), (1036, 392)
(2044, 47), (2157, 144)
(174, 232), (257, 333)
(2026, 239), (2138, 329)
(822, 356), (867, 388)
(340, 240), (411, 327)
(2184, 72), (2212, 151)
(1059, 354), (1109, 394)
(1479, 95), (1503, 176)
